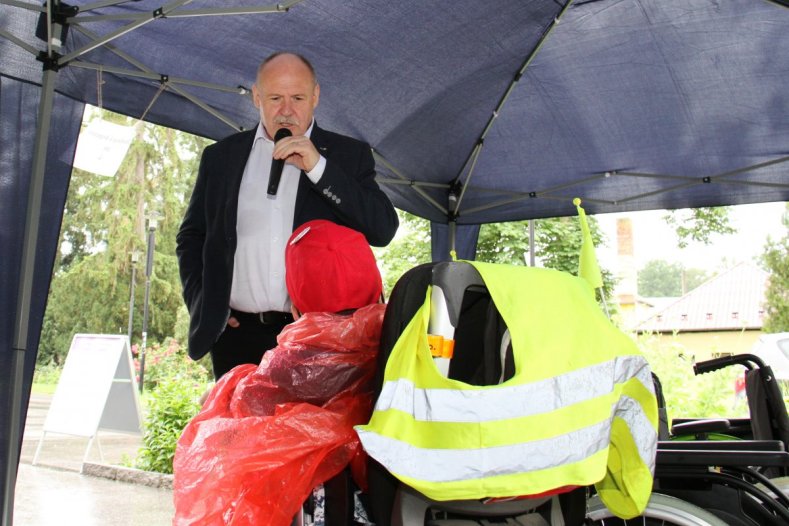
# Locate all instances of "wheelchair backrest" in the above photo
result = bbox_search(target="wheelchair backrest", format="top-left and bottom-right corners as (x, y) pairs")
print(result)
(375, 261), (511, 395)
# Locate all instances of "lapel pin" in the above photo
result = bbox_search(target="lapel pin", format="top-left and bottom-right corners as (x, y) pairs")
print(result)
(289, 226), (311, 245)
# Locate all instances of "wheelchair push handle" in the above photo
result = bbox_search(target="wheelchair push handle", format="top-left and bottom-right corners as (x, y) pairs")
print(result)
(693, 353), (766, 375)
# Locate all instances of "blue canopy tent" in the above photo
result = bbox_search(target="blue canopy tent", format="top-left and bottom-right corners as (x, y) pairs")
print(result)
(2, 0), (789, 522)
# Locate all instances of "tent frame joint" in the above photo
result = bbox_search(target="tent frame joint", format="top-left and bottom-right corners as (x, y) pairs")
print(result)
(43, 2), (79, 25)
(36, 50), (63, 71)
(35, 1), (76, 51)
(448, 181), (463, 219)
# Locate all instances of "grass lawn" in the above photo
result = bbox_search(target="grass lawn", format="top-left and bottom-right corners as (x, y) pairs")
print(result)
(31, 383), (58, 395)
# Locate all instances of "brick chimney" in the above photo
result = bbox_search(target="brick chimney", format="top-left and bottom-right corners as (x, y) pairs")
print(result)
(615, 218), (638, 309)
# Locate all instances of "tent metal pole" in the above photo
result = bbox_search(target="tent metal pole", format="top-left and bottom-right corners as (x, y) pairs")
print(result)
(713, 154), (789, 179)
(617, 180), (701, 204)
(372, 150), (449, 215)
(57, 0), (192, 65)
(460, 173), (611, 216)
(0, 28), (41, 56)
(167, 83), (243, 131)
(2, 65), (57, 526)
(70, 60), (247, 94)
(70, 26), (247, 131)
(460, 193), (612, 219)
(0, 0), (45, 13)
(528, 220), (535, 267)
(448, 0), (575, 224)
(453, 143), (482, 213)
(378, 179), (449, 189)
(69, 1), (305, 23)
(616, 155), (789, 184)
(715, 179), (789, 189)
(79, 0), (142, 12)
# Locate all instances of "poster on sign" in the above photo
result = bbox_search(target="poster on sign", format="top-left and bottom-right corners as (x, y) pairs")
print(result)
(72, 119), (136, 177)
(34, 334), (142, 466)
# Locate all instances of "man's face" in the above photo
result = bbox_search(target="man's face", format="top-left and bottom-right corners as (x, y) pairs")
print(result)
(252, 55), (320, 139)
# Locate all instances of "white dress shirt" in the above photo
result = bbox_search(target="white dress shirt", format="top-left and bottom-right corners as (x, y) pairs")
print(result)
(229, 121), (325, 313)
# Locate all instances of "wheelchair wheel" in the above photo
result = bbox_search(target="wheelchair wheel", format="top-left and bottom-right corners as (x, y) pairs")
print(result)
(585, 493), (728, 526)
(754, 475), (789, 499)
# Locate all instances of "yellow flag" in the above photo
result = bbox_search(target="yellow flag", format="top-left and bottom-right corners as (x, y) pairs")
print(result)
(574, 198), (603, 290)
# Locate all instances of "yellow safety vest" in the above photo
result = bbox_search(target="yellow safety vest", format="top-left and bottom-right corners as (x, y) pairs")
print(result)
(356, 262), (658, 519)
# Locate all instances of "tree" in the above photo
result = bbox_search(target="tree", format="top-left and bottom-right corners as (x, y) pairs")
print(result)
(374, 212), (432, 295)
(38, 108), (210, 365)
(638, 260), (711, 297)
(762, 204), (789, 333)
(664, 206), (735, 249)
(527, 216), (615, 300)
(376, 212), (615, 301)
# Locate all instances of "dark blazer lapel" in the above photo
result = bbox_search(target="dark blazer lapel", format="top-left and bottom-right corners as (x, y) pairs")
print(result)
(224, 128), (257, 238)
(294, 124), (330, 222)
(310, 124), (330, 154)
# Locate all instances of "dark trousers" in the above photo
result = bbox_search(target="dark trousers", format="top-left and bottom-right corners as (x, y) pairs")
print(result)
(209, 309), (293, 380)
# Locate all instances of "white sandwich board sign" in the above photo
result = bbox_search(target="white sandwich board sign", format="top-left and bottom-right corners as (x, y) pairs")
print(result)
(33, 334), (142, 467)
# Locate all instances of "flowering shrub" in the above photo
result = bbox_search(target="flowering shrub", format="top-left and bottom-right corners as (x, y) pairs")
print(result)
(131, 338), (212, 473)
(131, 338), (212, 392)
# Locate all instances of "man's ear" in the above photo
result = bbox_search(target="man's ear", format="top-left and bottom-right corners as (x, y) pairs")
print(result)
(312, 82), (320, 109)
(251, 83), (261, 109)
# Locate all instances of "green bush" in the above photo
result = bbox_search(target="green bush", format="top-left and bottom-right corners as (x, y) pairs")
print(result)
(637, 333), (748, 421)
(135, 374), (204, 474)
(32, 362), (62, 386)
(133, 338), (210, 474)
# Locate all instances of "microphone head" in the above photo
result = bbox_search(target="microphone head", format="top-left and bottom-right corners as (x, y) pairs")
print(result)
(274, 128), (292, 142)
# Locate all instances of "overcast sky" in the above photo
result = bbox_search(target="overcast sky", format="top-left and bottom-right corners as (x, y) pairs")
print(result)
(595, 201), (787, 272)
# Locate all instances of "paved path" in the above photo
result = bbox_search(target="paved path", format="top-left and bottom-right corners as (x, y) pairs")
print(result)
(14, 393), (175, 525)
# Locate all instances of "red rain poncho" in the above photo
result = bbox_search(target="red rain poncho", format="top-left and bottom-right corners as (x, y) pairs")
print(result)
(173, 304), (385, 526)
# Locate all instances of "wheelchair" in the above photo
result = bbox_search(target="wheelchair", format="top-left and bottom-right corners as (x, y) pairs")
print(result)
(643, 353), (789, 525)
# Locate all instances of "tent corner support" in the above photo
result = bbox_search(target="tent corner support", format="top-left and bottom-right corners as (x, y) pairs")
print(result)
(2, 66), (58, 526)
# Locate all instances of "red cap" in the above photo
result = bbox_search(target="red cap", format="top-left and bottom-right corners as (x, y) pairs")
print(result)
(286, 220), (383, 313)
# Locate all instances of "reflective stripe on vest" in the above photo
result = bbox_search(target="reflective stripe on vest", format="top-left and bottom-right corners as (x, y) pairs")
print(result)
(356, 262), (658, 518)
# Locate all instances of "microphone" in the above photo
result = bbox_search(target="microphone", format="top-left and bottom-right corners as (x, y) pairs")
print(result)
(267, 127), (293, 196)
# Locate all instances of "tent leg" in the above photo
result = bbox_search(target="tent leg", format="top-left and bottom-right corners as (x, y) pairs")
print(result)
(31, 431), (47, 467)
(528, 219), (535, 266)
(2, 67), (57, 526)
(449, 221), (456, 257)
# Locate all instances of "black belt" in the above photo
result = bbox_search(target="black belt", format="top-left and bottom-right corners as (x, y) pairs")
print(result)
(231, 309), (294, 326)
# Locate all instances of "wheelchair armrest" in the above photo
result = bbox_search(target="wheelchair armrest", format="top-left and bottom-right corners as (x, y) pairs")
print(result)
(670, 418), (731, 436)
(656, 448), (789, 467)
(658, 440), (786, 452)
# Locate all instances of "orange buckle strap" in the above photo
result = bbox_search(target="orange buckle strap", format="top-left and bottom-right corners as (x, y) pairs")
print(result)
(427, 334), (455, 359)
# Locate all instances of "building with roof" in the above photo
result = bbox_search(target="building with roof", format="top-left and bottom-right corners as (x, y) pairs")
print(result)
(634, 262), (769, 359)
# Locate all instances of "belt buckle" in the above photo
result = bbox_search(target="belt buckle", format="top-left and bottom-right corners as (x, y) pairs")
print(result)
(258, 311), (283, 325)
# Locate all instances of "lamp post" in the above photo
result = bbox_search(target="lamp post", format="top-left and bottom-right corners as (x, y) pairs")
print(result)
(127, 250), (140, 343)
(138, 212), (159, 393)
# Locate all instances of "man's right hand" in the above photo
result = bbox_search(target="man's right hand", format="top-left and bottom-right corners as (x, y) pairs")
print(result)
(227, 316), (240, 328)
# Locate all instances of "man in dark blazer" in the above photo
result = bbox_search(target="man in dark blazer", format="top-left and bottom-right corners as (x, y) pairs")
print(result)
(176, 52), (398, 379)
